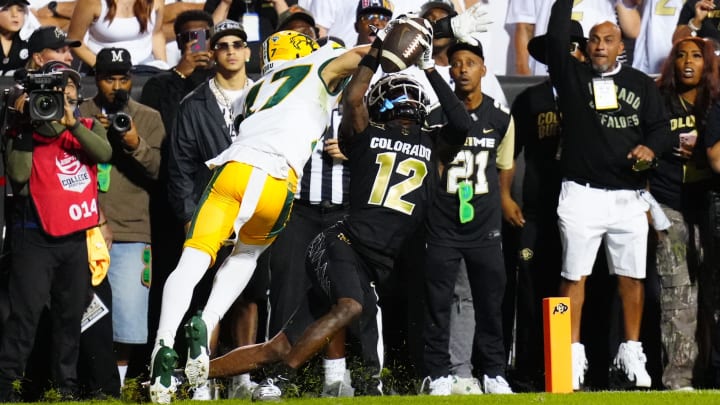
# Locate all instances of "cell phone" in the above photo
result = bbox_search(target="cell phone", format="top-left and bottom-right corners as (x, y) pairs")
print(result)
(189, 29), (207, 53)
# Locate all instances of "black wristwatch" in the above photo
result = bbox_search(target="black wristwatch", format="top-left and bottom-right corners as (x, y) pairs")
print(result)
(48, 1), (71, 19)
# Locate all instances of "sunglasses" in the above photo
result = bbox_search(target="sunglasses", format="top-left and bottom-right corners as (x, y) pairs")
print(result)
(360, 13), (391, 23)
(569, 41), (580, 53)
(213, 40), (247, 51)
(458, 181), (474, 224)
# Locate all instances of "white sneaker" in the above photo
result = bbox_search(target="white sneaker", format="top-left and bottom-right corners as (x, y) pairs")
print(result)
(482, 375), (513, 394)
(191, 380), (213, 400)
(251, 378), (282, 402)
(572, 342), (589, 391)
(614, 341), (652, 388)
(451, 375), (483, 395)
(420, 375), (452, 396)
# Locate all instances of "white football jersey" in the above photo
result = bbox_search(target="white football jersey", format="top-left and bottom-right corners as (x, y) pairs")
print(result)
(207, 44), (346, 179)
(632, 0), (682, 75)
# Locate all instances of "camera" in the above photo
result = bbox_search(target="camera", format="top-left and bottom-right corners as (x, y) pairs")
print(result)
(108, 112), (132, 133)
(22, 72), (66, 122)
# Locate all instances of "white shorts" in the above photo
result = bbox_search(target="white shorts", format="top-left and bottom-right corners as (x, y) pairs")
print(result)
(557, 180), (650, 281)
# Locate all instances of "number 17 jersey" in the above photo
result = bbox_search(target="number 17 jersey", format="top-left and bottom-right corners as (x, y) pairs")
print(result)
(207, 44), (347, 180)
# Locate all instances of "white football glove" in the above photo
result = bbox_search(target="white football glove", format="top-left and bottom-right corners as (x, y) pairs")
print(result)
(417, 18), (435, 70)
(450, 2), (492, 45)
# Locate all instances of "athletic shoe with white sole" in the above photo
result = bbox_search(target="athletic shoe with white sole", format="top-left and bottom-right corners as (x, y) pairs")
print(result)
(613, 341), (652, 388)
(451, 375), (483, 395)
(420, 375), (452, 396)
(191, 380), (213, 400)
(482, 375), (513, 394)
(251, 378), (282, 402)
(184, 311), (210, 389)
(149, 341), (179, 404)
(572, 342), (589, 391)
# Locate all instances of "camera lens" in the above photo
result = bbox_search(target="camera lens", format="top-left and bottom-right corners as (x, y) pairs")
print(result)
(35, 95), (57, 115)
(30, 92), (63, 121)
(111, 112), (132, 132)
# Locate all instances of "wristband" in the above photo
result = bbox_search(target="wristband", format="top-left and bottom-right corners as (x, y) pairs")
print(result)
(98, 220), (108, 227)
(172, 67), (187, 79)
(688, 18), (701, 33)
(358, 54), (379, 72)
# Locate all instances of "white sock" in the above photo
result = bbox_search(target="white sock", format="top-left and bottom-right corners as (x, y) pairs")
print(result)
(155, 247), (212, 351)
(233, 373), (252, 387)
(118, 364), (128, 387)
(323, 357), (347, 384)
(203, 243), (266, 332)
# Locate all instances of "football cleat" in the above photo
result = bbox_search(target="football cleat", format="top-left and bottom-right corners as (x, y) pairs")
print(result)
(149, 341), (179, 404)
(184, 311), (210, 388)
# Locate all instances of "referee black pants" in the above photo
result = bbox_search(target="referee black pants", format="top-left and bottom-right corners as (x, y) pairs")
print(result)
(423, 242), (507, 379)
(267, 201), (348, 336)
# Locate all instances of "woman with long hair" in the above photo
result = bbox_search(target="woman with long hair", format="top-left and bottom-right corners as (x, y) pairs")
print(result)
(652, 36), (719, 391)
(67, 0), (167, 70)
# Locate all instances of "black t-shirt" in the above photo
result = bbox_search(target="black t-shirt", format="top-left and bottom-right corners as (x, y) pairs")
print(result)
(425, 96), (511, 247)
(511, 80), (563, 219)
(546, 0), (671, 190)
(679, 0), (720, 42)
(0, 34), (29, 76)
(650, 92), (713, 211)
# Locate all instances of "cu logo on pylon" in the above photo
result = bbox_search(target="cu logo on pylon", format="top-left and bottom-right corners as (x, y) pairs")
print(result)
(552, 303), (568, 315)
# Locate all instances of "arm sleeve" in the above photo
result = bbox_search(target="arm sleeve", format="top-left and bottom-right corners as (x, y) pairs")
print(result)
(129, 110), (165, 180)
(640, 79), (672, 156)
(426, 68), (470, 145)
(496, 117), (516, 170)
(546, 0), (573, 87)
(72, 119), (112, 163)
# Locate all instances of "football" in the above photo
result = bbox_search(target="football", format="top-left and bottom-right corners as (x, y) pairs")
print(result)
(380, 17), (429, 73)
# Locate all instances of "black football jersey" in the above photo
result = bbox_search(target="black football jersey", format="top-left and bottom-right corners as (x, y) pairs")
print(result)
(426, 96), (512, 247)
(511, 80), (563, 219)
(342, 122), (439, 265)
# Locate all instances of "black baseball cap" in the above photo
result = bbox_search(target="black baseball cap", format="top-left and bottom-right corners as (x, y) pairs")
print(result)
(356, 0), (393, 19)
(528, 20), (587, 64)
(419, 0), (457, 18)
(447, 40), (484, 61)
(210, 19), (248, 48)
(28, 26), (81, 54)
(0, 0), (29, 7)
(277, 5), (316, 31)
(95, 47), (132, 75)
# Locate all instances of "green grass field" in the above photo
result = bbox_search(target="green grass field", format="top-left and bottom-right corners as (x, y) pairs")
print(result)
(38, 390), (720, 405)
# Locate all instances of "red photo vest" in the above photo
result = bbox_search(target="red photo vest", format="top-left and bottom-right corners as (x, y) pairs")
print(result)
(30, 118), (100, 237)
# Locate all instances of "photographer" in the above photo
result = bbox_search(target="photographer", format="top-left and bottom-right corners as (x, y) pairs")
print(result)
(0, 61), (111, 401)
(78, 47), (165, 386)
